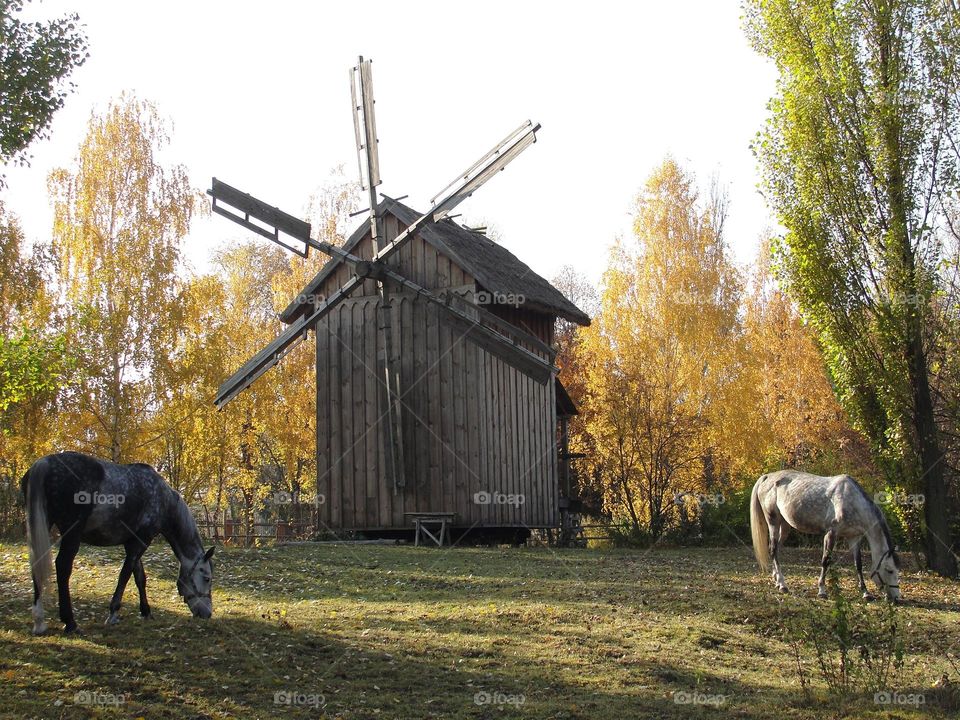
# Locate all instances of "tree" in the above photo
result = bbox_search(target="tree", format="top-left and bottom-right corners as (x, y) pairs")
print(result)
(49, 95), (200, 462)
(551, 265), (603, 513)
(0, 202), (75, 532)
(581, 159), (744, 539)
(0, 0), (88, 171)
(743, 238), (873, 475)
(745, 0), (960, 576)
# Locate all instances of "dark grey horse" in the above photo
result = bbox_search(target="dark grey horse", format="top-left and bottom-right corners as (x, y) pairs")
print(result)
(750, 470), (901, 601)
(22, 452), (215, 634)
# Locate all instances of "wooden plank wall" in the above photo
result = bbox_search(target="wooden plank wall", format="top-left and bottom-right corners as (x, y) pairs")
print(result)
(315, 218), (558, 531)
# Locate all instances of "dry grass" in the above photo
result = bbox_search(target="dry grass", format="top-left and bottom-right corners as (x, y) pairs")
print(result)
(0, 540), (957, 718)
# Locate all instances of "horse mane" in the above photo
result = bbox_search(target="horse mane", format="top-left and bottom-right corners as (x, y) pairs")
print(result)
(164, 486), (202, 557)
(849, 475), (901, 569)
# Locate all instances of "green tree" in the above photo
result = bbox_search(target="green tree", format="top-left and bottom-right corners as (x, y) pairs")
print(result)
(745, 0), (960, 575)
(0, 0), (88, 170)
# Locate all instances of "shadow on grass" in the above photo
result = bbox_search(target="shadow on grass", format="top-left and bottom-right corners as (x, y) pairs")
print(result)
(0, 608), (819, 720)
(0, 545), (955, 719)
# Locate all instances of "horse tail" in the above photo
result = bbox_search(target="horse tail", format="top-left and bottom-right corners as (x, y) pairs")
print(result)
(25, 457), (52, 598)
(750, 476), (771, 572)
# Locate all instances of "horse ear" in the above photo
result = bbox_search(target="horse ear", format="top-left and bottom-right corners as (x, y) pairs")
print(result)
(204, 547), (215, 562)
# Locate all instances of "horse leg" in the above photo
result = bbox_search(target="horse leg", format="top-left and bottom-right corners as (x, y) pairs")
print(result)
(853, 538), (873, 600)
(817, 530), (837, 598)
(106, 550), (137, 625)
(133, 557), (151, 618)
(54, 533), (81, 633)
(31, 574), (47, 636)
(769, 520), (788, 592)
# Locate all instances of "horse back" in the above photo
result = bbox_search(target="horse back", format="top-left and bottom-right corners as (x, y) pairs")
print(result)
(31, 452), (168, 547)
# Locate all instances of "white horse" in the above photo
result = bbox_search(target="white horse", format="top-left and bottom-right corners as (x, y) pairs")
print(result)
(750, 470), (901, 601)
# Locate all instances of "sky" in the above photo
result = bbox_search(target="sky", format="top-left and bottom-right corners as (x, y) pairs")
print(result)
(4, 0), (779, 288)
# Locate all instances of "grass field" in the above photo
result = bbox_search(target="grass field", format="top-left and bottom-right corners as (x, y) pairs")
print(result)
(0, 540), (958, 719)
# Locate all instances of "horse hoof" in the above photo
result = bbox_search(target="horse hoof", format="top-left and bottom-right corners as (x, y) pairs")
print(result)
(139, 611), (152, 620)
(817, 591), (828, 599)
(31, 623), (47, 636)
(105, 614), (120, 626)
(63, 624), (80, 635)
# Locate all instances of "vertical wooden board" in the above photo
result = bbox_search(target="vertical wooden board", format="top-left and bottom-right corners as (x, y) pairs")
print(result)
(526, 374), (536, 527)
(537, 376), (555, 524)
(349, 301), (363, 529)
(469, 343), (490, 524)
(395, 294), (414, 527)
(396, 221), (413, 280)
(353, 298), (374, 527)
(500, 362), (511, 527)
(328, 307), (342, 529)
(384, 213), (399, 249)
(339, 303), (355, 528)
(316, 324), (330, 528)
(548, 375), (559, 527)
(535, 385), (558, 525)
(534, 377), (544, 526)
(485, 355), (496, 527)
(494, 358), (505, 526)
(518, 373), (530, 528)
(426, 321), (441, 510)
(452, 317), (468, 526)
(467, 322), (481, 525)
(382, 298), (394, 528)
(438, 257), (455, 516)
(508, 362), (519, 526)
(542, 378), (552, 526)
(414, 243), (430, 511)
(439, 318), (453, 515)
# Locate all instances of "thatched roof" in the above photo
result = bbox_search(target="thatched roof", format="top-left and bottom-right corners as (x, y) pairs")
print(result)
(279, 198), (591, 327)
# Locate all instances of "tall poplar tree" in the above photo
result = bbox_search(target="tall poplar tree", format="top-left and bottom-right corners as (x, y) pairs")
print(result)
(745, 0), (960, 575)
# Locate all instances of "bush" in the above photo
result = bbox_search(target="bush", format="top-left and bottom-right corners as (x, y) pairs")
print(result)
(781, 568), (904, 696)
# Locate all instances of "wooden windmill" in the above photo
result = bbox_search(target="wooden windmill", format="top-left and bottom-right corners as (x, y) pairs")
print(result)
(208, 57), (553, 494)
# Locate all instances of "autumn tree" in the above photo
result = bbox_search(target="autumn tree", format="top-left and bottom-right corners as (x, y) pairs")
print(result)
(742, 238), (873, 475)
(49, 95), (200, 462)
(0, 203), (75, 530)
(167, 169), (359, 542)
(551, 265), (602, 512)
(0, 0), (88, 173)
(745, 0), (960, 575)
(581, 159), (744, 539)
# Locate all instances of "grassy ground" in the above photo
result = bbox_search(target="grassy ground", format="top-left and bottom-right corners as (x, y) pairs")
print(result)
(0, 540), (957, 719)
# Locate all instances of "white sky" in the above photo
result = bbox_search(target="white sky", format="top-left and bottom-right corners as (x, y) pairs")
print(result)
(3, 0), (778, 287)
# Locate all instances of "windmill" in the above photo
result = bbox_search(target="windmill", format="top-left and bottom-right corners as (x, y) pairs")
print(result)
(208, 57), (553, 492)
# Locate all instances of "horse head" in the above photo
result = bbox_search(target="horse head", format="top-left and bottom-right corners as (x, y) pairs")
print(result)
(177, 546), (215, 618)
(870, 547), (901, 602)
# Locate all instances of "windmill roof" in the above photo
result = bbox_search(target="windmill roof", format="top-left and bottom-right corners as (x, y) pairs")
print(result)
(279, 198), (591, 327)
